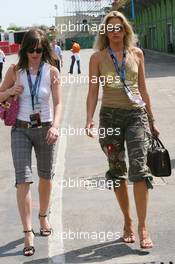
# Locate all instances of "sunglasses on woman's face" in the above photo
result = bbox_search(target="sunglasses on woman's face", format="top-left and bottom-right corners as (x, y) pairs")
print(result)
(27, 47), (43, 54)
(106, 24), (124, 33)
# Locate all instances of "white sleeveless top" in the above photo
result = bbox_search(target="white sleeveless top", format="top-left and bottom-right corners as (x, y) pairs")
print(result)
(17, 63), (53, 122)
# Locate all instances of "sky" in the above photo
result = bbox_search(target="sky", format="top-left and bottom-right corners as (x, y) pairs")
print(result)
(1, 0), (111, 30)
(0, 0), (65, 30)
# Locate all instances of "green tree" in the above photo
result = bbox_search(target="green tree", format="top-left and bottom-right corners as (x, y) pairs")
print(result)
(111, 0), (129, 11)
(103, 6), (111, 14)
(7, 23), (22, 31)
(0, 26), (5, 32)
(39, 25), (49, 32)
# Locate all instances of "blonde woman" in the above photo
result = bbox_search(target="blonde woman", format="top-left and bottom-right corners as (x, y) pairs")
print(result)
(86, 11), (159, 249)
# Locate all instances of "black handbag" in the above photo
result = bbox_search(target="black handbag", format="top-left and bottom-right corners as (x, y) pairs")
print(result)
(147, 137), (171, 177)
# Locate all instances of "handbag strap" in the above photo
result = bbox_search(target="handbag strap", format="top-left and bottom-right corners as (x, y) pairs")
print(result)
(9, 65), (20, 101)
(156, 137), (165, 148)
(151, 137), (165, 150)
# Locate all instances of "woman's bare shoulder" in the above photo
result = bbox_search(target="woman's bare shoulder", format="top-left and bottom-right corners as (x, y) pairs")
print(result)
(50, 64), (59, 74)
(131, 46), (144, 59)
(4, 64), (17, 80)
(0, 64), (17, 91)
(90, 50), (106, 63)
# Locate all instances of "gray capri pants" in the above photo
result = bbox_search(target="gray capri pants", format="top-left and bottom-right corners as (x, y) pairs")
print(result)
(11, 126), (56, 186)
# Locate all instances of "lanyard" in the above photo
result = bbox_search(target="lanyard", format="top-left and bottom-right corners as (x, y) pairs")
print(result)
(108, 47), (126, 81)
(27, 63), (43, 111)
(108, 47), (146, 107)
(108, 47), (132, 94)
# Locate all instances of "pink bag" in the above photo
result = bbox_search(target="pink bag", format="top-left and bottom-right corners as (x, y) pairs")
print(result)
(0, 96), (19, 126)
(0, 66), (21, 126)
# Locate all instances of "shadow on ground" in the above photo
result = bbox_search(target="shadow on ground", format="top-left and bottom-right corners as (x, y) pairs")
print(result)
(0, 238), (23, 257)
(23, 238), (150, 264)
(171, 159), (175, 169)
(0, 233), (43, 259)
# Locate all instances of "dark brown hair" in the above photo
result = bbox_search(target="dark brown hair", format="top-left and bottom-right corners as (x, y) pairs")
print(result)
(16, 28), (56, 70)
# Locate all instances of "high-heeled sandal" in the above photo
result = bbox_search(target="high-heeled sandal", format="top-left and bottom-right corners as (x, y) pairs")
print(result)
(23, 230), (35, 257)
(39, 213), (52, 236)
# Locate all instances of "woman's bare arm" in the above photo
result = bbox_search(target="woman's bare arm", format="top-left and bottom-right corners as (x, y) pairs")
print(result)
(135, 47), (159, 136)
(86, 52), (100, 137)
(0, 65), (23, 103)
(46, 66), (62, 145)
(51, 66), (61, 129)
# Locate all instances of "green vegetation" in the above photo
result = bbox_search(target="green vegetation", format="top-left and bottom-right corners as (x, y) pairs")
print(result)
(0, 26), (5, 32)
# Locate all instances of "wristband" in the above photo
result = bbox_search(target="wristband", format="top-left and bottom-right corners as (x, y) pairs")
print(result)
(148, 117), (155, 123)
(6, 89), (11, 97)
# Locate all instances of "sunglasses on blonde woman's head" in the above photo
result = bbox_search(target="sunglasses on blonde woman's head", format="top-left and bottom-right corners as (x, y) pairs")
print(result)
(27, 47), (43, 54)
(106, 24), (124, 33)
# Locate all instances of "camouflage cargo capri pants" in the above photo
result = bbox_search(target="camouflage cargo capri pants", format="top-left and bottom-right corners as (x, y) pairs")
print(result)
(99, 106), (153, 189)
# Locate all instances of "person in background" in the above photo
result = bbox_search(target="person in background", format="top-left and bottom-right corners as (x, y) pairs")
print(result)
(60, 40), (64, 51)
(136, 39), (145, 56)
(50, 38), (63, 72)
(0, 48), (5, 82)
(86, 11), (159, 249)
(69, 39), (81, 74)
(0, 28), (61, 257)
(132, 26), (145, 56)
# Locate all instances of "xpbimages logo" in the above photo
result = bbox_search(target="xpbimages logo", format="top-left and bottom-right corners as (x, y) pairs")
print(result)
(55, 230), (121, 243)
(60, 74), (121, 86)
(56, 22), (124, 35)
(60, 177), (121, 190)
(58, 125), (121, 139)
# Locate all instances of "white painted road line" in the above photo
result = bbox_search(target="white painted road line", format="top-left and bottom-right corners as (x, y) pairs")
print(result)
(48, 135), (67, 263)
(48, 80), (74, 263)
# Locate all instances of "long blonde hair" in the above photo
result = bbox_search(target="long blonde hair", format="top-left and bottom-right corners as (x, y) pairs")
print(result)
(94, 11), (137, 51)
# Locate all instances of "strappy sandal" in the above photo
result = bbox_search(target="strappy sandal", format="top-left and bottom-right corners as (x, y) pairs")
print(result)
(140, 237), (153, 249)
(138, 227), (153, 249)
(23, 230), (35, 257)
(39, 213), (52, 236)
(123, 228), (136, 243)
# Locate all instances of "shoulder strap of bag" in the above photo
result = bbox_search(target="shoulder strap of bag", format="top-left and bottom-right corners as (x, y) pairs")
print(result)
(11, 64), (20, 101)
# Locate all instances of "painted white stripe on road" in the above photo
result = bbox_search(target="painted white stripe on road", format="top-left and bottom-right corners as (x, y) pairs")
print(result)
(48, 135), (67, 263)
(48, 80), (74, 263)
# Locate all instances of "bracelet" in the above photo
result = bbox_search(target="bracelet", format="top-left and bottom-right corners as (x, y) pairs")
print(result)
(146, 112), (155, 123)
(148, 116), (155, 123)
(6, 89), (11, 97)
(51, 125), (59, 130)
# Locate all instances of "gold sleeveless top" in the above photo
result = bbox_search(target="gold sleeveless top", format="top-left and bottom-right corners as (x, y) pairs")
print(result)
(99, 49), (142, 109)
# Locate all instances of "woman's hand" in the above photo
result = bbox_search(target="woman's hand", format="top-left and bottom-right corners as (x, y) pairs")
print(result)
(46, 126), (59, 145)
(85, 120), (95, 138)
(8, 84), (23, 97)
(149, 122), (160, 137)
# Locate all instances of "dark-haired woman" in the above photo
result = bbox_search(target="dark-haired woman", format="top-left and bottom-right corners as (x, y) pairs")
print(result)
(0, 28), (61, 256)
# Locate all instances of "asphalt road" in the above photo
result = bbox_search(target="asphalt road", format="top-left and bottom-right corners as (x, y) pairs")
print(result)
(0, 49), (175, 264)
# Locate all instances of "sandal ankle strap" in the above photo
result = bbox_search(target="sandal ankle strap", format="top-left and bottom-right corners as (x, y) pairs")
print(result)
(39, 213), (47, 218)
(23, 229), (35, 235)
